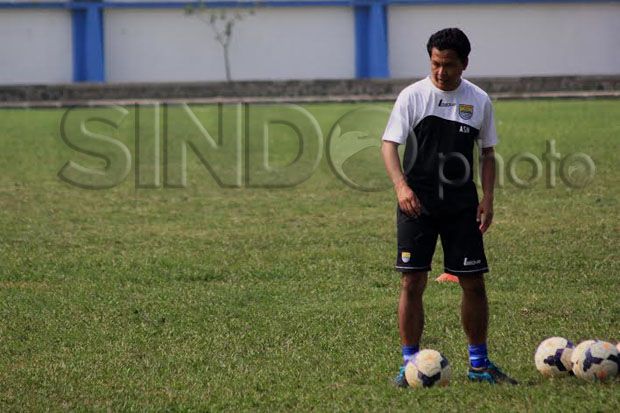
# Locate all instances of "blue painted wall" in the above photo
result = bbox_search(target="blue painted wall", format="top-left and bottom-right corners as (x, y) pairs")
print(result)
(72, 1), (105, 82)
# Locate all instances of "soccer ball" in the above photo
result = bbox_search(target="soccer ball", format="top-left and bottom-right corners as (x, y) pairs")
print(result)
(405, 349), (451, 388)
(534, 337), (574, 377)
(573, 340), (619, 382)
(571, 339), (598, 377)
(616, 342), (620, 379)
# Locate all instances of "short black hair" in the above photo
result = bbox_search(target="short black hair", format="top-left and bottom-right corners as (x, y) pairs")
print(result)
(427, 28), (471, 64)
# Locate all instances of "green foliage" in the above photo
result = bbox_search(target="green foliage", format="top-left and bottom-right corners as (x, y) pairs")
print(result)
(0, 100), (618, 411)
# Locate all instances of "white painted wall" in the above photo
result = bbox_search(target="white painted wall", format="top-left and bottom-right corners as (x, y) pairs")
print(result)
(0, 3), (617, 85)
(105, 7), (356, 82)
(0, 10), (73, 85)
(389, 3), (620, 78)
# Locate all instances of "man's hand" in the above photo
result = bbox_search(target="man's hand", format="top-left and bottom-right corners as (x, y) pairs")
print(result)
(395, 179), (422, 217)
(477, 196), (493, 233)
(381, 141), (424, 217)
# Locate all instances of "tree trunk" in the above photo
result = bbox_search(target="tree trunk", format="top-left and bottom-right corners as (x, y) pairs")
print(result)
(223, 45), (231, 82)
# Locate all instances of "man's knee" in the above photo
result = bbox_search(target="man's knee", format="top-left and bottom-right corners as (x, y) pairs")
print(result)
(401, 271), (428, 297)
(458, 274), (486, 297)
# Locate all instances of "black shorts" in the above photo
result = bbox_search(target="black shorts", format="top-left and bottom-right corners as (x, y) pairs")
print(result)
(395, 206), (489, 276)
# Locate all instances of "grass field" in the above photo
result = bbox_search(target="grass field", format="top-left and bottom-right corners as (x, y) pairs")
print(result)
(0, 99), (618, 411)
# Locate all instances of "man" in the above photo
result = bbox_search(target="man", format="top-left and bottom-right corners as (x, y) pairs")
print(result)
(381, 28), (517, 386)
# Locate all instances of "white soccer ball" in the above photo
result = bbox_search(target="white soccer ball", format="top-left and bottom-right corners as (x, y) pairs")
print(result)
(573, 340), (619, 382)
(405, 349), (451, 388)
(571, 339), (597, 376)
(534, 337), (574, 377)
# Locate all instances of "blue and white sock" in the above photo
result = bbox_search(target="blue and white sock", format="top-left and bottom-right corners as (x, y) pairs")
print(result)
(402, 344), (419, 365)
(468, 343), (489, 368)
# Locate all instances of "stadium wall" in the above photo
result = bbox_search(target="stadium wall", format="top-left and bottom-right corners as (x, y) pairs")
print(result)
(389, 2), (620, 78)
(0, 9), (73, 85)
(0, 0), (618, 85)
(104, 7), (356, 82)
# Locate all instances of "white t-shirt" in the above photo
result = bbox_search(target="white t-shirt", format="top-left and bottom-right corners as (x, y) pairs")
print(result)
(382, 76), (498, 209)
(382, 76), (497, 148)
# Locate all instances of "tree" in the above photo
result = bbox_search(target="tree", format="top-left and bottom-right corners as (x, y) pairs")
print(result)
(185, 2), (257, 82)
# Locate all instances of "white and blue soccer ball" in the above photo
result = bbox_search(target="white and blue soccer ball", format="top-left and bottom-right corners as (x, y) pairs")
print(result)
(404, 349), (451, 388)
(573, 340), (619, 382)
(571, 339), (597, 375)
(534, 336), (574, 377)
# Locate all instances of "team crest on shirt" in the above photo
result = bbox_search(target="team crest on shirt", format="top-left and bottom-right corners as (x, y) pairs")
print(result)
(458, 104), (474, 120)
(401, 251), (411, 263)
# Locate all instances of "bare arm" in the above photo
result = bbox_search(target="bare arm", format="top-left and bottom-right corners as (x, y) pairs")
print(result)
(381, 140), (422, 216)
(477, 146), (495, 233)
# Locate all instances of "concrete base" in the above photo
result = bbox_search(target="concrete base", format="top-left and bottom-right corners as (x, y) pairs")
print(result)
(1, 76), (619, 108)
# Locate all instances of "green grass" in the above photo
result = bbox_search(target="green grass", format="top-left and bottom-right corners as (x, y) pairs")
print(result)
(0, 100), (618, 411)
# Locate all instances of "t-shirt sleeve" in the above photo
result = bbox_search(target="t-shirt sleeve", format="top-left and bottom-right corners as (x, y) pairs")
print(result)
(382, 90), (413, 145)
(478, 97), (498, 148)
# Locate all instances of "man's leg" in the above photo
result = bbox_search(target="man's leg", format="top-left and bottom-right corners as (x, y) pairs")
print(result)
(458, 273), (488, 345)
(399, 271), (428, 347)
(393, 271), (428, 387)
(393, 207), (437, 386)
(438, 208), (516, 384)
(459, 274), (518, 384)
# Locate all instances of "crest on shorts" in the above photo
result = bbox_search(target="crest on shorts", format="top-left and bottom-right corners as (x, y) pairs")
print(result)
(401, 251), (411, 263)
(458, 104), (474, 120)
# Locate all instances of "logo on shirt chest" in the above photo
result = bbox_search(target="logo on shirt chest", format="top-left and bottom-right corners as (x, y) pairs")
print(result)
(459, 125), (470, 133)
(438, 99), (456, 107)
(458, 104), (474, 120)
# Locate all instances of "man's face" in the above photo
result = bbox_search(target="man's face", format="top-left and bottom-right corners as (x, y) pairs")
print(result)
(429, 47), (467, 91)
